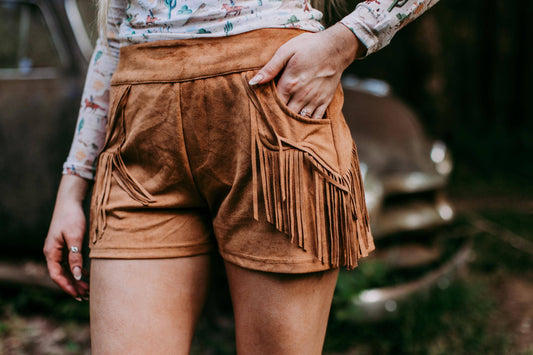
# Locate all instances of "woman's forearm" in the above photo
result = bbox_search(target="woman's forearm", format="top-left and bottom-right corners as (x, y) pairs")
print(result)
(56, 174), (90, 203)
(340, 0), (441, 56)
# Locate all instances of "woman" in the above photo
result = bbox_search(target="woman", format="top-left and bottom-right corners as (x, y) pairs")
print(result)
(45, 0), (439, 352)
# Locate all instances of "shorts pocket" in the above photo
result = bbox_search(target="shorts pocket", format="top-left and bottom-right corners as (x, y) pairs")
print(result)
(241, 72), (374, 269)
(242, 73), (339, 172)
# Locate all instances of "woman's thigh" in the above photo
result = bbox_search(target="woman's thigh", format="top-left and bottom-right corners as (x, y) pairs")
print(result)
(90, 255), (210, 355)
(225, 261), (339, 355)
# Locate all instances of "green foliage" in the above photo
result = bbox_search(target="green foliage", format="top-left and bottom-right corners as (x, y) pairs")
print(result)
(0, 286), (89, 323)
(65, 341), (81, 352)
(0, 322), (8, 337)
(326, 280), (510, 354)
(467, 211), (533, 274)
(325, 209), (533, 354)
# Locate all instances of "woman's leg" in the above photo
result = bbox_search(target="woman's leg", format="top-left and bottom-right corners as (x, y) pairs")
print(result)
(90, 255), (210, 355)
(225, 262), (339, 355)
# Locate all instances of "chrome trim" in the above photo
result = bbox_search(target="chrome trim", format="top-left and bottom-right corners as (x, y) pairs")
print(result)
(372, 198), (454, 237)
(382, 172), (447, 195)
(64, 0), (94, 61)
(341, 74), (391, 97)
(0, 67), (60, 80)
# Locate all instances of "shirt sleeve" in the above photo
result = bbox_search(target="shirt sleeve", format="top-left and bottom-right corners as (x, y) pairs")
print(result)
(340, 0), (440, 56)
(62, 0), (126, 180)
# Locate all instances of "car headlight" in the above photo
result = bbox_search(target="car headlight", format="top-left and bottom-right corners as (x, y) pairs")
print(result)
(431, 140), (453, 176)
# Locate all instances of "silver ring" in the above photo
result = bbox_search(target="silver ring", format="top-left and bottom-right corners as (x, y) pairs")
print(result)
(70, 246), (80, 253)
(299, 109), (313, 118)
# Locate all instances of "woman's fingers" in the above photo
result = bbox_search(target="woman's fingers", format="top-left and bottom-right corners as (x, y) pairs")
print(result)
(68, 242), (89, 298)
(44, 209), (88, 298)
(249, 24), (362, 121)
(45, 247), (89, 299)
(66, 235), (84, 281)
(285, 84), (330, 119)
(44, 222), (88, 296)
(312, 104), (328, 120)
(44, 242), (80, 298)
(249, 45), (294, 86)
(44, 175), (90, 299)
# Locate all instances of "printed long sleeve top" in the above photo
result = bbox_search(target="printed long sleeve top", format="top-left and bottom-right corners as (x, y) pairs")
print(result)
(63, 0), (440, 180)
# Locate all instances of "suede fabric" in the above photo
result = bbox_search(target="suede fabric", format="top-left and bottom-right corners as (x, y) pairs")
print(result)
(89, 28), (374, 273)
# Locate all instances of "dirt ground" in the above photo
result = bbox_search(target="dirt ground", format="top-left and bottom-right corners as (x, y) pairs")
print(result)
(496, 276), (533, 352)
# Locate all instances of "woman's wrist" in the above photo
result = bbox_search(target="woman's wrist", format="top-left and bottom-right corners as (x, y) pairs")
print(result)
(57, 174), (90, 204)
(324, 23), (367, 68)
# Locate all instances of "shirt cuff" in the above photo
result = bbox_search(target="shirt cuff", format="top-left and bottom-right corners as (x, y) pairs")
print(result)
(62, 162), (96, 181)
(338, 20), (380, 57)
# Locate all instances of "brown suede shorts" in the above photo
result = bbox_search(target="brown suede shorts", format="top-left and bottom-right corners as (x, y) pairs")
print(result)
(88, 28), (374, 273)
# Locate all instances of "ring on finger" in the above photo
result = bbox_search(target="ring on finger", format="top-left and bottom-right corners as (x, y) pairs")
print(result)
(70, 246), (80, 253)
(299, 108), (313, 118)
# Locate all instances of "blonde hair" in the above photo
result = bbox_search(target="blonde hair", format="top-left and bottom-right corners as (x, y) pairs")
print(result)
(97, 0), (356, 35)
(97, 0), (109, 37)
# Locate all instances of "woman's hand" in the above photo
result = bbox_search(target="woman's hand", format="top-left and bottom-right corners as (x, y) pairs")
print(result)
(44, 174), (90, 300)
(249, 23), (366, 119)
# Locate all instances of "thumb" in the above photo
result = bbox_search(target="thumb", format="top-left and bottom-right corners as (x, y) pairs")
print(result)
(249, 46), (294, 85)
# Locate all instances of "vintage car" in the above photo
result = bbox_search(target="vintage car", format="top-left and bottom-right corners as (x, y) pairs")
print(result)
(341, 76), (469, 320)
(0, 0), (468, 320)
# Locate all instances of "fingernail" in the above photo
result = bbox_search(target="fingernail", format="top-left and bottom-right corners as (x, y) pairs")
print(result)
(73, 266), (82, 281)
(83, 297), (89, 301)
(249, 73), (263, 85)
(74, 297), (82, 302)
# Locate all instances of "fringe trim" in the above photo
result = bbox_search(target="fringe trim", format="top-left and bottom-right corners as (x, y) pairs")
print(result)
(244, 74), (374, 269)
(92, 85), (155, 244)
(252, 140), (373, 269)
(92, 150), (156, 244)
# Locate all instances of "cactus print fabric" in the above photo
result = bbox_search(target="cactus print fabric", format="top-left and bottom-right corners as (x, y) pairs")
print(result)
(63, 0), (440, 179)
(340, 0), (440, 54)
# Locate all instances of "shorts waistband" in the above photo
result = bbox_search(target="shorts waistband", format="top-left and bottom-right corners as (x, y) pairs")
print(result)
(111, 28), (308, 85)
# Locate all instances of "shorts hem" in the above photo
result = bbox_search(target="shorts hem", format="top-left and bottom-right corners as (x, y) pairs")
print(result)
(89, 243), (214, 259)
(219, 249), (334, 274)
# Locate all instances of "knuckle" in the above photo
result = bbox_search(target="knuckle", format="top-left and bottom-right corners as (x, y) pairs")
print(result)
(286, 102), (298, 111)
(43, 247), (54, 259)
(279, 79), (298, 95)
(286, 79), (298, 90)
(262, 64), (278, 76)
(68, 253), (82, 265)
(63, 229), (79, 241)
(49, 270), (60, 280)
(274, 44), (289, 57)
(69, 258), (82, 268)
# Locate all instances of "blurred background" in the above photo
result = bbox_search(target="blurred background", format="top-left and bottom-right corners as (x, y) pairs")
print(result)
(0, 0), (531, 354)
